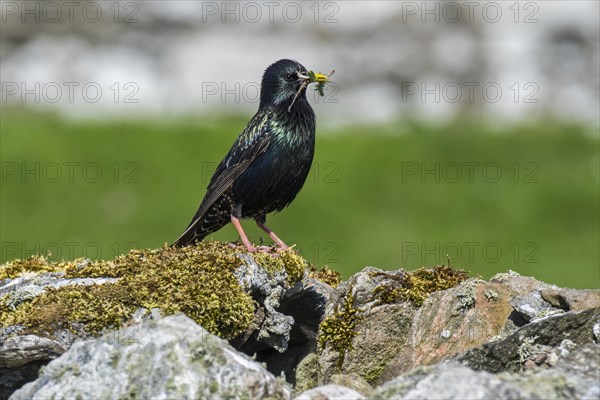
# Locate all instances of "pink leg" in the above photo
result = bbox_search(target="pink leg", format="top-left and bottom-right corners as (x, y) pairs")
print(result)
(256, 221), (289, 250)
(231, 216), (256, 253)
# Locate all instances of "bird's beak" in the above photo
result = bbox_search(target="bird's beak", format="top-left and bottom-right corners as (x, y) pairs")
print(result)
(297, 71), (330, 83)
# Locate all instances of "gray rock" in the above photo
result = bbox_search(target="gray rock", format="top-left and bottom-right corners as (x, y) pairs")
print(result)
(294, 353), (319, 393)
(0, 360), (47, 400)
(0, 271), (121, 396)
(457, 307), (600, 373)
(318, 267), (416, 385)
(11, 314), (292, 400)
(234, 254), (302, 353)
(510, 291), (561, 322)
(540, 287), (600, 311)
(318, 268), (600, 389)
(0, 271), (117, 309)
(295, 384), (365, 400)
(330, 373), (373, 396)
(1, 252), (331, 397)
(371, 344), (600, 400)
(234, 275), (335, 388)
(0, 335), (64, 368)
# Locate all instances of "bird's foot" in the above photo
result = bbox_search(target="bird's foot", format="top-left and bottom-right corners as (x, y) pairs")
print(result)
(228, 242), (277, 254)
(228, 243), (254, 252)
(256, 245), (276, 253)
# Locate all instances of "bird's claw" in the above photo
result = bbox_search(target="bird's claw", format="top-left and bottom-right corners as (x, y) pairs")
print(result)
(228, 243), (284, 255)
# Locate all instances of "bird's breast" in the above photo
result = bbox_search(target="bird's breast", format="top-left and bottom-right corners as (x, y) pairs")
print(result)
(232, 120), (315, 216)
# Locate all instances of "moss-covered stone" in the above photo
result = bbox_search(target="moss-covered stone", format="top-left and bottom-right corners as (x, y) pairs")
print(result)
(317, 290), (362, 369)
(294, 353), (319, 393)
(0, 242), (312, 340)
(0, 255), (64, 280)
(252, 249), (310, 286)
(375, 265), (470, 307)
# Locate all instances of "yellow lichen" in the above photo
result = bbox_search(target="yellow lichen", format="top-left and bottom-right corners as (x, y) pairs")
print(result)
(0, 242), (310, 339)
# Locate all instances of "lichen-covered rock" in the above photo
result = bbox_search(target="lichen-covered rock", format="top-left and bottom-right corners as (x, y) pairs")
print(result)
(294, 353), (320, 393)
(4, 250), (598, 399)
(380, 278), (514, 381)
(1, 243), (324, 397)
(11, 314), (292, 400)
(317, 266), (469, 385)
(295, 384), (365, 400)
(540, 287), (600, 311)
(330, 373), (373, 396)
(0, 334), (65, 368)
(317, 267), (600, 388)
(456, 307), (600, 373)
(511, 291), (563, 322)
(371, 343), (600, 400)
(233, 254), (302, 353)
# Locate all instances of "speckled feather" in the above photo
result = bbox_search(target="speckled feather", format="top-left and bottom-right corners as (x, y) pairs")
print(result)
(174, 60), (316, 246)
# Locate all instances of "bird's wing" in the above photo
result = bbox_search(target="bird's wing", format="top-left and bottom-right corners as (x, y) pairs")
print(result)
(174, 112), (272, 244)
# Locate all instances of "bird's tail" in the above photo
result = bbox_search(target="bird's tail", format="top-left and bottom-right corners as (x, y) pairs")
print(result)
(172, 208), (228, 247)
(172, 221), (206, 247)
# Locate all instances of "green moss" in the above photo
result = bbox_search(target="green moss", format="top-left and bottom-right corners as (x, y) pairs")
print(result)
(364, 364), (386, 385)
(0, 255), (64, 280)
(317, 290), (362, 369)
(253, 248), (310, 286)
(0, 242), (309, 340)
(376, 265), (470, 307)
(309, 265), (342, 288)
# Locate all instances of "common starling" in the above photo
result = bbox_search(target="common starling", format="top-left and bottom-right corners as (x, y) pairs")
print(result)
(174, 59), (329, 252)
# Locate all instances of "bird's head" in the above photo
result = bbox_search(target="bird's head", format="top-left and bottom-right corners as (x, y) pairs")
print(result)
(259, 59), (329, 109)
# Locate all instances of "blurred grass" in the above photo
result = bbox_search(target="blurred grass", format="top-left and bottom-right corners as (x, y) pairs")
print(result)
(1, 108), (598, 289)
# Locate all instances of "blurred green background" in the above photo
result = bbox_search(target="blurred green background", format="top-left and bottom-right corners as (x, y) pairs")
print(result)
(1, 108), (598, 289)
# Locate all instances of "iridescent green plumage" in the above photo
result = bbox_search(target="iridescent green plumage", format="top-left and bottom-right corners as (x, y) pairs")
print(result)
(174, 60), (322, 249)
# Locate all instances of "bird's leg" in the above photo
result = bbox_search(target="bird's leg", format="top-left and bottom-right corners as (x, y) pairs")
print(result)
(231, 216), (256, 253)
(255, 217), (289, 251)
(230, 204), (256, 252)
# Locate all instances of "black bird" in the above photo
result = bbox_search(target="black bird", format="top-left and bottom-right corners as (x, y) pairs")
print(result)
(174, 59), (329, 252)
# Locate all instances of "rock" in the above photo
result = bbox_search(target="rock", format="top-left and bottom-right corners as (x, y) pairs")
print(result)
(11, 314), (292, 400)
(295, 384), (365, 400)
(238, 278), (336, 388)
(0, 271), (119, 396)
(540, 287), (600, 311)
(456, 307), (600, 373)
(330, 373), (373, 396)
(318, 267), (600, 388)
(510, 291), (561, 322)
(3, 252), (599, 398)
(0, 361), (47, 400)
(380, 278), (513, 381)
(233, 254), (300, 353)
(294, 353), (320, 393)
(371, 343), (600, 400)
(317, 267), (419, 386)
(1, 245), (326, 396)
(0, 335), (65, 368)
(317, 266), (479, 385)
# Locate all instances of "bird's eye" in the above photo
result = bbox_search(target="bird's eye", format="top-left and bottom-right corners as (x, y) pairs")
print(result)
(284, 72), (297, 82)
